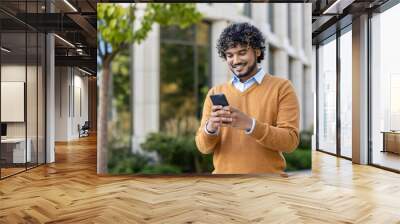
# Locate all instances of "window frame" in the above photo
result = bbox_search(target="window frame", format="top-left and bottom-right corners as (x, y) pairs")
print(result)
(368, 0), (400, 173)
(315, 24), (353, 161)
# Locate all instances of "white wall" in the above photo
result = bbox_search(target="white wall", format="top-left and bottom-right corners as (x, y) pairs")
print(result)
(1, 65), (26, 132)
(1, 65), (32, 137)
(55, 66), (68, 141)
(1, 63), (46, 163)
(55, 66), (89, 141)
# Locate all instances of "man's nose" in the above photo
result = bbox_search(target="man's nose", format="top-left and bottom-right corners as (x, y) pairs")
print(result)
(232, 54), (240, 65)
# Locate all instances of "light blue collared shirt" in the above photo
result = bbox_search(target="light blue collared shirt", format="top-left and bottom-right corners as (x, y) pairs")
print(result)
(231, 67), (265, 92)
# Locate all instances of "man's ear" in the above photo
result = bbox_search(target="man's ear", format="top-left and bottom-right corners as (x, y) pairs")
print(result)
(255, 49), (261, 57)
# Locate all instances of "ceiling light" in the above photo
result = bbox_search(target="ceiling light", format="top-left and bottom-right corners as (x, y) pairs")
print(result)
(1, 47), (11, 53)
(54, 34), (75, 48)
(63, 0), (78, 12)
(78, 67), (93, 76)
(323, 0), (355, 15)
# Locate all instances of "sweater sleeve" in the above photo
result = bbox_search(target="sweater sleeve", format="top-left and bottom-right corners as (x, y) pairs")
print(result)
(195, 88), (221, 154)
(249, 80), (300, 153)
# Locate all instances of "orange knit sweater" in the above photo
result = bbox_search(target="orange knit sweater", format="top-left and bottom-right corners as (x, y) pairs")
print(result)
(195, 74), (300, 174)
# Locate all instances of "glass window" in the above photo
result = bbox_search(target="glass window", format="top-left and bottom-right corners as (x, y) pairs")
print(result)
(288, 57), (294, 82)
(268, 46), (275, 75)
(317, 36), (337, 154)
(0, 0), (46, 179)
(1, 25), (28, 178)
(339, 28), (352, 158)
(160, 22), (211, 132)
(371, 3), (400, 171)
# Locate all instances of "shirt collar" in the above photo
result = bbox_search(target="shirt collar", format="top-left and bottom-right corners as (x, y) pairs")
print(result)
(231, 67), (265, 84)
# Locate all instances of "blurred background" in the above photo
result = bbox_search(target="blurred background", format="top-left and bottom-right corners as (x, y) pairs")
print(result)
(98, 3), (313, 174)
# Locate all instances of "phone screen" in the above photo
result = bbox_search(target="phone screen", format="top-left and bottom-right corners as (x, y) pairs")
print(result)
(210, 94), (229, 106)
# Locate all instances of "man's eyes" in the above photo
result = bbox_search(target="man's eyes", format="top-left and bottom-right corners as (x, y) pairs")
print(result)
(226, 51), (247, 58)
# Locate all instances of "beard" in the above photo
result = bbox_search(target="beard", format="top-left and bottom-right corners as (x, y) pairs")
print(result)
(231, 60), (258, 79)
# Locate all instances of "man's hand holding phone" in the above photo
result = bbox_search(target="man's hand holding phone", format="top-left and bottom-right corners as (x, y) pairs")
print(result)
(206, 105), (232, 133)
(207, 94), (253, 133)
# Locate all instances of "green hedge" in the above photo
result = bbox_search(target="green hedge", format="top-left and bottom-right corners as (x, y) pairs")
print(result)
(140, 133), (213, 173)
(108, 130), (312, 174)
(108, 146), (183, 175)
(283, 148), (311, 172)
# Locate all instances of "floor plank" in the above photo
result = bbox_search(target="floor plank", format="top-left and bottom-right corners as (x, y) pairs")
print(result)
(0, 135), (399, 223)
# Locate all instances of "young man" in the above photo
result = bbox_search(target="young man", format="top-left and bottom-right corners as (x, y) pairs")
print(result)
(195, 22), (300, 174)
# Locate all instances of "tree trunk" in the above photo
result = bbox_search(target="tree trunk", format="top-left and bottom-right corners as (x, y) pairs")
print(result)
(97, 60), (111, 174)
(194, 155), (202, 173)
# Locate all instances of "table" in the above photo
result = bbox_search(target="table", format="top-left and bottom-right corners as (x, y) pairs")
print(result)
(381, 131), (400, 154)
(1, 138), (32, 164)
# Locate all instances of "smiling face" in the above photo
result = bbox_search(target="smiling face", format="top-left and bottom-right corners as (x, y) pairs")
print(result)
(225, 44), (261, 81)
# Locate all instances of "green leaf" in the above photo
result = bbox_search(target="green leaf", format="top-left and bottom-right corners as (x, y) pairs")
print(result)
(107, 6), (115, 17)
(110, 19), (117, 29)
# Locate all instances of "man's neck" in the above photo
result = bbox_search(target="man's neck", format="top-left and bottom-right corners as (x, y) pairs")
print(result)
(239, 67), (259, 83)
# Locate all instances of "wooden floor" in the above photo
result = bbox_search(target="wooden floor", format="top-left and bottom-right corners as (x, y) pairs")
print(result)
(1, 167), (26, 178)
(1, 135), (400, 223)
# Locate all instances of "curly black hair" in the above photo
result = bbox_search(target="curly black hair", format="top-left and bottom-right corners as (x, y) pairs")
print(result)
(216, 22), (266, 63)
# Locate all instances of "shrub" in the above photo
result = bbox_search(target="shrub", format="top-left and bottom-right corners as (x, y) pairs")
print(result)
(284, 148), (311, 171)
(298, 129), (312, 149)
(109, 128), (313, 174)
(139, 164), (182, 174)
(283, 129), (313, 171)
(140, 132), (213, 173)
(107, 139), (153, 174)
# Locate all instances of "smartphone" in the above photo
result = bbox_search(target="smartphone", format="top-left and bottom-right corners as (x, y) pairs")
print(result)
(210, 94), (229, 107)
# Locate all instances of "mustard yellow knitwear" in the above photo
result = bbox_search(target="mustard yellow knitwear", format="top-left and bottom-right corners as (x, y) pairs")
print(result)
(195, 74), (300, 174)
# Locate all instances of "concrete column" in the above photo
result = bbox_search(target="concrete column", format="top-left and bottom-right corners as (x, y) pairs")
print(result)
(260, 47), (268, 72)
(211, 20), (230, 86)
(312, 46), (317, 151)
(304, 66), (314, 131)
(274, 50), (288, 79)
(251, 3), (267, 27)
(290, 59), (304, 130)
(266, 4), (273, 33)
(291, 4), (302, 49)
(46, 33), (55, 163)
(273, 4), (287, 39)
(245, 5), (269, 73)
(352, 14), (369, 165)
(132, 22), (160, 152)
(304, 4), (313, 59)
(272, 4), (288, 79)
